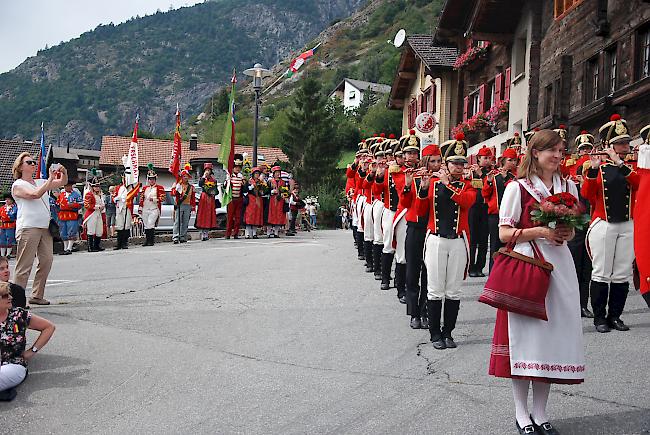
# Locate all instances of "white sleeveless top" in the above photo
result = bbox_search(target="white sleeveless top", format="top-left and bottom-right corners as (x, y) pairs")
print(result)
(11, 179), (51, 233)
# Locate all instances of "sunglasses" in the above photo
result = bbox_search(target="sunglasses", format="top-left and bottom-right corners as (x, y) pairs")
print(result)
(24, 160), (37, 166)
(0, 293), (11, 300)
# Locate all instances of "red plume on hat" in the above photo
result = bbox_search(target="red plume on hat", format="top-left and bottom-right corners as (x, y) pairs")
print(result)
(534, 127), (540, 132)
(409, 129), (416, 135)
(380, 133), (386, 138)
(581, 130), (588, 134)
(610, 114), (621, 121)
(389, 134), (396, 139)
(514, 132), (519, 137)
(558, 124), (566, 129)
(455, 132), (465, 141)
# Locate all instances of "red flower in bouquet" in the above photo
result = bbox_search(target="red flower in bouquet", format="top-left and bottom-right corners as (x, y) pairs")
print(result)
(530, 193), (589, 230)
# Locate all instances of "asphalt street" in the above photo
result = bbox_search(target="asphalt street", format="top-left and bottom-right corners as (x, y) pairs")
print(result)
(1, 230), (648, 434)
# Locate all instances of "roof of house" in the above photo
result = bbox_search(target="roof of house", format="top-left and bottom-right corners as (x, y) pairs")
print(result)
(406, 35), (459, 68)
(52, 146), (102, 160)
(0, 140), (46, 191)
(99, 136), (288, 169)
(434, 0), (523, 43)
(330, 78), (391, 97)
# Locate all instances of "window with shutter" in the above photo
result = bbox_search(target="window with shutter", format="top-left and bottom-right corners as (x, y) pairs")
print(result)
(504, 67), (512, 101)
(430, 85), (436, 113)
(463, 96), (469, 122)
(479, 84), (486, 112)
(494, 73), (503, 105)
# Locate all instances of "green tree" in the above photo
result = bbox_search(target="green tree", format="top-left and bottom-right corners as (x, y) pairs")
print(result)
(359, 95), (402, 138)
(283, 78), (341, 188)
(354, 91), (379, 122)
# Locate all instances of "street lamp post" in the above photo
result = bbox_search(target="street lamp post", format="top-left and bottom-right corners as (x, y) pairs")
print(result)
(243, 63), (272, 167)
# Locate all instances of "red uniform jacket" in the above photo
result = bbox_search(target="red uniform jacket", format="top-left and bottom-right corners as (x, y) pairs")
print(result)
(482, 171), (516, 215)
(57, 190), (82, 221)
(173, 183), (196, 210)
(581, 161), (640, 223)
(345, 164), (357, 198)
(0, 204), (17, 229)
(399, 177), (428, 225)
(139, 185), (166, 212)
(83, 191), (103, 221)
(634, 150), (649, 293)
(415, 177), (475, 240)
(362, 173), (375, 204)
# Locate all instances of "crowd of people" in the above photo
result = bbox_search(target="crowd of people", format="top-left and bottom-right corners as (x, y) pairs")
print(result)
(345, 117), (648, 434)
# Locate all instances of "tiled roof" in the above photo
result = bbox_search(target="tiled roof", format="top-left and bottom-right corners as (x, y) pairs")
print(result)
(330, 78), (391, 97)
(406, 35), (459, 68)
(0, 140), (44, 191)
(53, 146), (101, 160)
(99, 136), (288, 169)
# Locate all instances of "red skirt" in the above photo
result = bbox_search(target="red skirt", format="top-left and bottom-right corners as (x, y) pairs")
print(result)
(267, 196), (286, 225)
(244, 195), (264, 227)
(489, 309), (583, 384)
(195, 193), (217, 229)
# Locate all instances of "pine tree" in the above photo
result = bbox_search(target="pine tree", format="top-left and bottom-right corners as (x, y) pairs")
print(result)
(283, 78), (341, 188)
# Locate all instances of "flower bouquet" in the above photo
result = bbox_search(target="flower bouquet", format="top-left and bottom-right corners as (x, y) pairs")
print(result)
(530, 192), (589, 230)
(280, 186), (290, 198)
(203, 180), (217, 195)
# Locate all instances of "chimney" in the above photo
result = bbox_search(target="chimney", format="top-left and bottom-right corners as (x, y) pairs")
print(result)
(189, 133), (198, 151)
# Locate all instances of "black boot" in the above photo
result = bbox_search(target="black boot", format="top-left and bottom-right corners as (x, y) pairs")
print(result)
(590, 280), (610, 332)
(643, 292), (650, 308)
(121, 230), (129, 249)
(475, 245), (487, 277)
(356, 231), (365, 260)
(113, 231), (123, 250)
(364, 241), (374, 273)
(442, 299), (460, 348)
(427, 299), (445, 349)
(373, 244), (382, 280)
(88, 236), (97, 252)
(608, 282), (630, 331)
(94, 236), (105, 251)
(468, 245), (478, 277)
(395, 263), (406, 303)
(380, 252), (393, 290)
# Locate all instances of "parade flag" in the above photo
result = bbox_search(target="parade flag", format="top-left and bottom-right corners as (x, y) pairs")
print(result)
(38, 122), (47, 179)
(128, 114), (140, 183)
(220, 70), (237, 207)
(285, 43), (321, 78)
(169, 105), (182, 179)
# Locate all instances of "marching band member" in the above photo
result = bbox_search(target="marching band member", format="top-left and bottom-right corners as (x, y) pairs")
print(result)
(139, 164), (165, 246)
(390, 139), (409, 301)
(636, 125), (650, 307)
(554, 124), (574, 178)
(468, 145), (493, 277)
(0, 195), (17, 258)
(362, 138), (379, 274)
(569, 131), (595, 180)
(482, 139), (518, 272)
(582, 114), (640, 332)
(371, 136), (388, 281)
(56, 180), (83, 255)
(113, 157), (141, 250)
(351, 142), (370, 260)
(196, 163), (219, 241)
(225, 155), (245, 239)
(417, 135), (475, 349)
(83, 176), (106, 252)
(172, 164), (196, 244)
(267, 166), (287, 238)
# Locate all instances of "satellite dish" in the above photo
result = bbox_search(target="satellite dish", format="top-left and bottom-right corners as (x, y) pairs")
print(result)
(393, 29), (406, 48)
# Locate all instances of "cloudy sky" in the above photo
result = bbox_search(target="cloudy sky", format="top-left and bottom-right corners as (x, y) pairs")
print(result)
(0, 0), (204, 73)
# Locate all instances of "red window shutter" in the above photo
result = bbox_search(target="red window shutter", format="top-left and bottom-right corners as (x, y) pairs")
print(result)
(479, 84), (486, 112)
(494, 73), (503, 105)
(417, 95), (423, 115)
(504, 67), (512, 101)
(463, 96), (469, 122)
(430, 85), (436, 113)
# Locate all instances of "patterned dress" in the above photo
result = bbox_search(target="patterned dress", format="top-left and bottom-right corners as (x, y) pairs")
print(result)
(1, 308), (31, 367)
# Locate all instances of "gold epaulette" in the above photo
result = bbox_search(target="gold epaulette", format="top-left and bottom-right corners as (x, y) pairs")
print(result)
(388, 164), (401, 174)
(471, 179), (484, 189)
(565, 158), (576, 166)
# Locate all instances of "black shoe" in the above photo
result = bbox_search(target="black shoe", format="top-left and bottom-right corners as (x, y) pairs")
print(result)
(432, 337), (446, 350)
(374, 272), (382, 281)
(475, 271), (486, 277)
(410, 317), (421, 329)
(444, 337), (457, 348)
(365, 266), (374, 273)
(286, 232), (295, 236)
(531, 419), (559, 435)
(380, 282), (390, 291)
(608, 318), (630, 331)
(516, 421), (539, 435)
(398, 296), (407, 304)
(468, 270), (480, 277)
(0, 387), (17, 401)
(581, 307), (594, 318)
(595, 323), (611, 333)
(358, 255), (365, 260)
(233, 235), (240, 239)
(173, 239), (179, 244)
(420, 317), (429, 329)
(113, 245), (122, 250)
(252, 235), (258, 239)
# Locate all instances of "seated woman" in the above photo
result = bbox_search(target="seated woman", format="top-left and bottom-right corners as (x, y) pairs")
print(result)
(0, 256), (26, 308)
(0, 282), (56, 401)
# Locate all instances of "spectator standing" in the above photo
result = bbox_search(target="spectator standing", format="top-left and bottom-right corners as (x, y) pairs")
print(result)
(0, 195), (18, 258)
(308, 202), (318, 228)
(104, 185), (116, 238)
(172, 165), (196, 244)
(11, 153), (67, 305)
(56, 180), (83, 255)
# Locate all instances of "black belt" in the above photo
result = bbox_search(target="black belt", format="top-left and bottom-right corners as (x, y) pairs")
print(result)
(433, 232), (461, 239)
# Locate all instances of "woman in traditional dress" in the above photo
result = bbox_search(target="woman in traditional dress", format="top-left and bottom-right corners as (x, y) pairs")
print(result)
(243, 167), (265, 239)
(489, 129), (585, 435)
(266, 166), (287, 238)
(196, 163), (218, 241)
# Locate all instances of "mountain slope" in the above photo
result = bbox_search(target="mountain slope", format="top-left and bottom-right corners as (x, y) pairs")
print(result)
(0, 0), (365, 147)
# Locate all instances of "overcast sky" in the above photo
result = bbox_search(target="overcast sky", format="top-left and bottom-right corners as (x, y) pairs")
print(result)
(0, 0), (204, 74)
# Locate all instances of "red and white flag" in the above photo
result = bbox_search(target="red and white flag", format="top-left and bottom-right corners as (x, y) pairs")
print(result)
(127, 114), (140, 184)
(169, 104), (182, 179)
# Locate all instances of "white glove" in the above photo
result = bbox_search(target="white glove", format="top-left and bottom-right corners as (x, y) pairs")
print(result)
(175, 184), (183, 193)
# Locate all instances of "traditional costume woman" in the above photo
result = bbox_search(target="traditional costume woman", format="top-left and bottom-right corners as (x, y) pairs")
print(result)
(196, 163), (218, 241)
(266, 166), (286, 238)
(243, 167), (265, 238)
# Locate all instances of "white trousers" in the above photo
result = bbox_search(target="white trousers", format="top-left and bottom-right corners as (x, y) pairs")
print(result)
(587, 219), (634, 283)
(393, 217), (407, 264)
(115, 208), (132, 230)
(372, 201), (385, 245)
(363, 201), (374, 242)
(141, 205), (160, 230)
(355, 196), (366, 232)
(0, 363), (26, 391)
(382, 209), (396, 254)
(85, 212), (104, 236)
(424, 234), (467, 300)
(350, 199), (358, 227)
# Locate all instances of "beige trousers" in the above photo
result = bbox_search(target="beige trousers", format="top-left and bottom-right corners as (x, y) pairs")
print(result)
(14, 227), (53, 300)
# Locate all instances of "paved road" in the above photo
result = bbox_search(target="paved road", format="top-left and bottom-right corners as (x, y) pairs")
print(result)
(1, 230), (648, 434)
